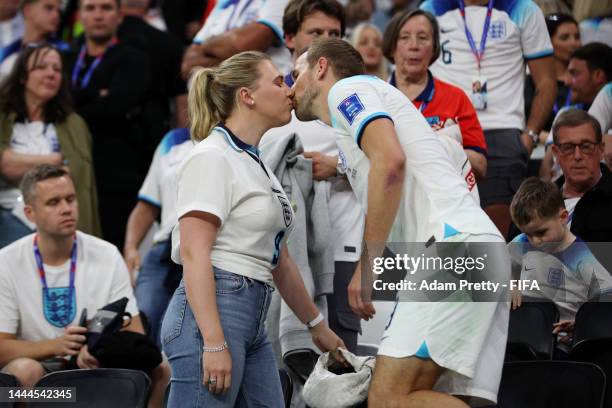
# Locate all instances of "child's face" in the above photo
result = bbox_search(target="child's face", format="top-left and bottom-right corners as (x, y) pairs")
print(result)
(519, 209), (569, 252)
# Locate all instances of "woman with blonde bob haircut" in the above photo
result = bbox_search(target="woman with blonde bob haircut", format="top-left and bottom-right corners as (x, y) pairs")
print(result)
(161, 51), (345, 407)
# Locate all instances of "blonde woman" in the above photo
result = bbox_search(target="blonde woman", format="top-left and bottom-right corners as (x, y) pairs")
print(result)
(160, 51), (345, 407)
(351, 22), (388, 81)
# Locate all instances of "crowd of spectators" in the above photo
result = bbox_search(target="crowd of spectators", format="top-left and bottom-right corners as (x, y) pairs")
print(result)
(0, 0), (611, 405)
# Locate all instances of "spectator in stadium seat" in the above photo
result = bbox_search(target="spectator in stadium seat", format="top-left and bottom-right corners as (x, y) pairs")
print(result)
(0, 165), (169, 408)
(66, 0), (151, 251)
(551, 109), (612, 243)
(123, 128), (192, 347)
(421, 0), (557, 239)
(161, 51), (344, 407)
(118, 0), (187, 155)
(351, 22), (388, 81)
(180, 0), (292, 79)
(291, 38), (509, 408)
(525, 13), (581, 138)
(263, 0), (362, 355)
(540, 43), (612, 180)
(382, 9), (486, 191)
(509, 177), (612, 356)
(0, 0), (69, 80)
(0, 0), (23, 49)
(0, 44), (100, 248)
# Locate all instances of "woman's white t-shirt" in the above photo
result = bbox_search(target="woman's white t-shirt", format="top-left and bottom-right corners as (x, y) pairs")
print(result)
(172, 126), (295, 284)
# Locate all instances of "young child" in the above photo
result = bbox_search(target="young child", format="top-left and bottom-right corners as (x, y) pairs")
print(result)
(509, 177), (612, 353)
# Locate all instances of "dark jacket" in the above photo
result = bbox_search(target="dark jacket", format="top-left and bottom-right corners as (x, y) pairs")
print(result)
(556, 164), (612, 243)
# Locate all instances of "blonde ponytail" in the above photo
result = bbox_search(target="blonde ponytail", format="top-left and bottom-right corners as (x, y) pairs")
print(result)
(187, 51), (271, 142)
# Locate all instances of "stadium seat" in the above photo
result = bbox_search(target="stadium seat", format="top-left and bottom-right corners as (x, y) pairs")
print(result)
(283, 349), (319, 385)
(484, 361), (606, 408)
(279, 368), (292, 408)
(0, 372), (19, 408)
(506, 299), (559, 360)
(572, 301), (612, 345)
(34, 368), (150, 408)
(570, 337), (612, 408)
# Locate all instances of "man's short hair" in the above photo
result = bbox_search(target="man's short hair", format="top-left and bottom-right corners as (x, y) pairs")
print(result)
(382, 9), (440, 65)
(510, 177), (565, 227)
(306, 37), (364, 79)
(19, 0), (41, 11)
(283, 0), (346, 38)
(552, 108), (602, 144)
(570, 42), (612, 82)
(20, 164), (70, 205)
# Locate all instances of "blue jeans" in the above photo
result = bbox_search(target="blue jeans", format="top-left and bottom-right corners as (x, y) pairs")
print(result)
(161, 268), (284, 407)
(135, 241), (173, 347)
(0, 208), (32, 249)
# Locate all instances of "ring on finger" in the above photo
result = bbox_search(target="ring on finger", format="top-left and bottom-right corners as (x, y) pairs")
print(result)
(208, 378), (217, 385)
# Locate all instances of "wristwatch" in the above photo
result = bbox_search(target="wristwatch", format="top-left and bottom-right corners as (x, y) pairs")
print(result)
(525, 129), (539, 146)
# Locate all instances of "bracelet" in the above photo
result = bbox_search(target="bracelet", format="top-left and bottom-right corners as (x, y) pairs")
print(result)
(306, 312), (324, 330)
(203, 341), (229, 352)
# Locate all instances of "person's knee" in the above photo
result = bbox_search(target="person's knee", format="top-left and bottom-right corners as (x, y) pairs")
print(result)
(3, 358), (45, 387)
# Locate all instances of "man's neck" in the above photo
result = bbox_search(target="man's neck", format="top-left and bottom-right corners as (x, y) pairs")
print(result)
(464, 0), (489, 5)
(563, 171), (602, 198)
(85, 37), (114, 57)
(395, 71), (428, 101)
(22, 26), (46, 44)
(37, 233), (75, 267)
(316, 81), (334, 126)
(121, 7), (146, 18)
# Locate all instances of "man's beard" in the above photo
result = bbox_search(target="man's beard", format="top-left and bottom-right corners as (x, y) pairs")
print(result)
(294, 87), (320, 122)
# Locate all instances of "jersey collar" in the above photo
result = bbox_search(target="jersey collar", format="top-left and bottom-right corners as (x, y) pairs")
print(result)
(215, 123), (261, 156)
(389, 70), (435, 103)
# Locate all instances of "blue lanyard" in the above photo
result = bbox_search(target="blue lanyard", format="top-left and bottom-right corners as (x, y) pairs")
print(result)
(553, 89), (572, 115)
(71, 39), (117, 89)
(458, 0), (495, 72)
(33, 235), (77, 302)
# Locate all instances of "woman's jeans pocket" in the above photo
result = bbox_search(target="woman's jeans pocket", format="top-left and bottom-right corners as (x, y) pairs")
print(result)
(214, 270), (248, 294)
(161, 285), (187, 347)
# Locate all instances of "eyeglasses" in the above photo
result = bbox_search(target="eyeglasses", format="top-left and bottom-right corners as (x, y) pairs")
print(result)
(554, 141), (600, 156)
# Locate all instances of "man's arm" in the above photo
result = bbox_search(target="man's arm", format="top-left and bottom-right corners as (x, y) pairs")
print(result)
(524, 56), (557, 154)
(0, 329), (86, 367)
(465, 149), (487, 179)
(123, 201), (160, 276)
(181, 22), (278, 77)
(348, 118), (406, 319)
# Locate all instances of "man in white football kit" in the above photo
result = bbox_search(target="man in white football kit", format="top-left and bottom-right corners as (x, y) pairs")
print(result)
(292, 38), (510, 407)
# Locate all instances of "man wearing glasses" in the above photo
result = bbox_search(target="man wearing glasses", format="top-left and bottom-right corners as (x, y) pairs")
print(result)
(552, 109), (612, 243)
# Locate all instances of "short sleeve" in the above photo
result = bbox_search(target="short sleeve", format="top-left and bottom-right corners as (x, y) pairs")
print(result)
(256, 0), (289, 43)
(456, 89), (487, 153)
(0, 257), (18, 334)
(176, 148), (234, 225)
(514, 1), (553, 60)
(109, 250), (139, 317)
(328, 79), (393, 148)
(137, 144), (163, 208)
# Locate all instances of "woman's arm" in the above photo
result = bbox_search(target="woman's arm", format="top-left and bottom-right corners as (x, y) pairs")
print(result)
(0, 149), (63, 184)
(272, 245), (346, 353)
(179, 211), (232, 393)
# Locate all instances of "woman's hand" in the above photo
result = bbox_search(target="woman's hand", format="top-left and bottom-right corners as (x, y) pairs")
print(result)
(310, 324), (347, 364)
(202, 348), (232, 395)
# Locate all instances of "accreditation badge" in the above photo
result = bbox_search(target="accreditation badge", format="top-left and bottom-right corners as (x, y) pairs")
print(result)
(470, 76), (488, 110)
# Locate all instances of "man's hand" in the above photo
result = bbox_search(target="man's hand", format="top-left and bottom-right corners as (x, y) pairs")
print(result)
(123, 247), (141, 287)
(347, 261), (376, 320)
(511, 289), (522, 310)
(303, 152), (338, 180)
(181, 44), (221, 79)
(552, 319), (575, 344)
(520, 132), (534, 157)
(76, 345), (99, 369)
(310, 323), (348, 365)
(52, 326), (87, 357)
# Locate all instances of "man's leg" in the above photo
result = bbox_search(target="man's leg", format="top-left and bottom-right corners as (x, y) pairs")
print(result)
(147, 361), (171, 408)
(2, 358), (46, 387)
(368, 355), (469, 408)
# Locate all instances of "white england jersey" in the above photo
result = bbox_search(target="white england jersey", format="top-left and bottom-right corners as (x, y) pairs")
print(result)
(193, 0), (291, 75)
(138, 128), (193, 244)
(422, 0), (552, 131)
(589, 82), (612, 135)
(172, 126), (295, 284)
(328, 75), (500, 243)
(510, 234), (612, 322)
